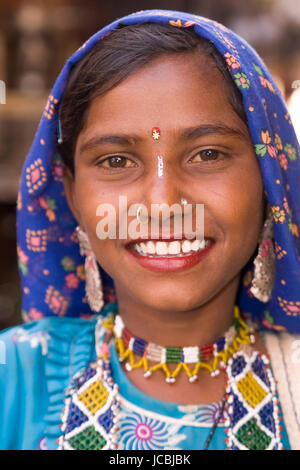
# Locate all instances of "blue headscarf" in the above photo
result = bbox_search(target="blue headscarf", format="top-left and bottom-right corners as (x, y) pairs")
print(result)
(17, 9), (300, 332)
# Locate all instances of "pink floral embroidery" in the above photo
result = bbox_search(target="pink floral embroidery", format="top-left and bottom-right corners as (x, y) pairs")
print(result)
(17, 246), (29, 265)
(278, 296), (300, 317)
(255, 130), (277, 159)
(25, 159), (47, 194)
(26, 229), (47, 252)
(224, 52), (240, 69)
(65, 273), (80, 289)
(28, 307), (44, 320)
(278, 153), (288, 170)
(44, 95), (58, 120)
(45, 286), (68, 316)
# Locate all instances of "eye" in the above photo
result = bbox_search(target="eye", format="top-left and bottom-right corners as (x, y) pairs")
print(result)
(96, 155), (137, 169)
(189, 149), (228, 163)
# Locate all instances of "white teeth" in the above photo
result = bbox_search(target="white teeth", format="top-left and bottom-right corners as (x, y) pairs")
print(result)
(191, 239), (205, 251)
(191, 239), (200, 251)
(156, 242), (168, 255)
(132, 238), (211, 257)
(140, 242), (147, 253)
(182, 240), (192, 253)
(168, 241), (181, 255)
(146, 241), (156, 254)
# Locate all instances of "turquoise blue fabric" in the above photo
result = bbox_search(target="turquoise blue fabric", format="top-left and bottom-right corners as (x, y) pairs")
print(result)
(16, 9), (300, 332)
(0, 309), (291, 450)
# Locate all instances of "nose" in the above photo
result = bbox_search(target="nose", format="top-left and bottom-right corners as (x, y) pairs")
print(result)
(142, 163), (182, 208)
(138, 163), (191, 232)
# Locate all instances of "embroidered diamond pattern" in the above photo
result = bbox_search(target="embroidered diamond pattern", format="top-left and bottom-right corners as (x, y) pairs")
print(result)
(252, 356), (270, 385)
(68, 425), (107, 450)
(98, 406), (114, 433)
(236, 417), (271, 450)
(231, 394), (248, 426)
(226, 352), (282, 450)
(237, 371), (267, 408)
(65, 402), (88, 433)
(259, 402), (276, 434)
(231, 354), (247, 377)
(78, 379), (109, 415)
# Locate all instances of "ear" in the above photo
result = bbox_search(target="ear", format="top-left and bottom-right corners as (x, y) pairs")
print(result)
(62, 164), (82, 226)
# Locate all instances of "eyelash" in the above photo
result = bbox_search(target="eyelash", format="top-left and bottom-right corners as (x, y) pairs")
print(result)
(188, 149), (229, 164)
(95, 155), (137, 170)
(95, 149), (229, 170)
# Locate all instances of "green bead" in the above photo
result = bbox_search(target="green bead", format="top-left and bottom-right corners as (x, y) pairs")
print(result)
(236, 418), (271, 450)
(233, 318), (240, 333)
(68, 426), (107, 450)
(166, 347), (181, 362)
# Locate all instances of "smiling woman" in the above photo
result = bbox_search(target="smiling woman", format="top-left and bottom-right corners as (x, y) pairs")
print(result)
(1, 10), (300, 451)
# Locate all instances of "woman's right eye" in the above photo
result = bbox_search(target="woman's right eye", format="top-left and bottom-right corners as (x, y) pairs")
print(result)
(96, 155), (137, 169)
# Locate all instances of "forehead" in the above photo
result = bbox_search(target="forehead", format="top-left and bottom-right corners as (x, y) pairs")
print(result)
(79, 53), (248, 139)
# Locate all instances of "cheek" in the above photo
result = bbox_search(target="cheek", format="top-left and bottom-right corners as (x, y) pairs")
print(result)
(73, 172), (136, 267)
(188, 156), (263, 248)
(212, 160), (264, 251)
(74, 167), (128, 226)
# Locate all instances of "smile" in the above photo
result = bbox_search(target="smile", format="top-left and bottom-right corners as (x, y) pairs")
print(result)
(126, 238), (215, 272)
(132, 239), (211, 257)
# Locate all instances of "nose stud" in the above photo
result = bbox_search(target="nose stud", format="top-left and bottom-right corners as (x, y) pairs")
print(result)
(136, 205), (148, 224)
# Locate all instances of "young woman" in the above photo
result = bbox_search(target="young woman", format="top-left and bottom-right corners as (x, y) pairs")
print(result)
(1, 9), (300, 450)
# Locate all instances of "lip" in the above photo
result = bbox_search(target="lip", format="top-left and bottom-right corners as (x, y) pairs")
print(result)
(125, 238), (215, 272)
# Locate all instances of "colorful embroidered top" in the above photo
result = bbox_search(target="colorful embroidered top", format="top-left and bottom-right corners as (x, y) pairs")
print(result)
(0, 306), (291, 450)
(16, 9), (300, 333)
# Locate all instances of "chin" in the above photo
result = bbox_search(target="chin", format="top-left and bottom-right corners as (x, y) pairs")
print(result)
(133, 289), (208, 313)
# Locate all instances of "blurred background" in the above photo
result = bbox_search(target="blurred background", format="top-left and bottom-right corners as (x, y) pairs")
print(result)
(0, 0), (299, 329)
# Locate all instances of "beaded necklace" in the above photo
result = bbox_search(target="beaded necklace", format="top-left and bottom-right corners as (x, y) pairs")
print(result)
(58, 307), (284, 450)
(106, 306), (255, 383)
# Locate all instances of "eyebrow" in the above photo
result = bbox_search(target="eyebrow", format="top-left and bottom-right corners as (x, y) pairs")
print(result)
(79, 123), (249, 155)
(79, 135), (137, 155)
(180, 123), (249, 141)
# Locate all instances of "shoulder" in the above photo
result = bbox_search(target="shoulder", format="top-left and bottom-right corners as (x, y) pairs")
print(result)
(261, 329), (300, 388)
(0, 316), (97, 364)
(0, 317), (98, 449)
(261, 329), (300, 361)
(262, 329), (300, 450)
(0, 317), (99, 381)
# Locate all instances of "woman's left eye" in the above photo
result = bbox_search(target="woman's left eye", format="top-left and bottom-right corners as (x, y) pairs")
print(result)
(96, 155), (136, 169)
(188, 149), (228, 163)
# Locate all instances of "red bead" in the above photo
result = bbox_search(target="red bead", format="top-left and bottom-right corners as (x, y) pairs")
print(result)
(123, 327), (133, 345)
(151, 127), (161, 140)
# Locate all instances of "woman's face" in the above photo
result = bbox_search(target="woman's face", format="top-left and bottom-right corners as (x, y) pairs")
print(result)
(63, 52), (264, 312)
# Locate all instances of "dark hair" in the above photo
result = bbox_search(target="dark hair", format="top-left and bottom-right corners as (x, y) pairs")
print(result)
(58, 23), (247, 174)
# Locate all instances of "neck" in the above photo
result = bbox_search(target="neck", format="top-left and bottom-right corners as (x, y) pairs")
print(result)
(113, 274), (241, 347)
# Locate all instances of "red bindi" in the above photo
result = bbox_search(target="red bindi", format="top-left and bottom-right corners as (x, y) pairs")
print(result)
(151, 127), (161, 140)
